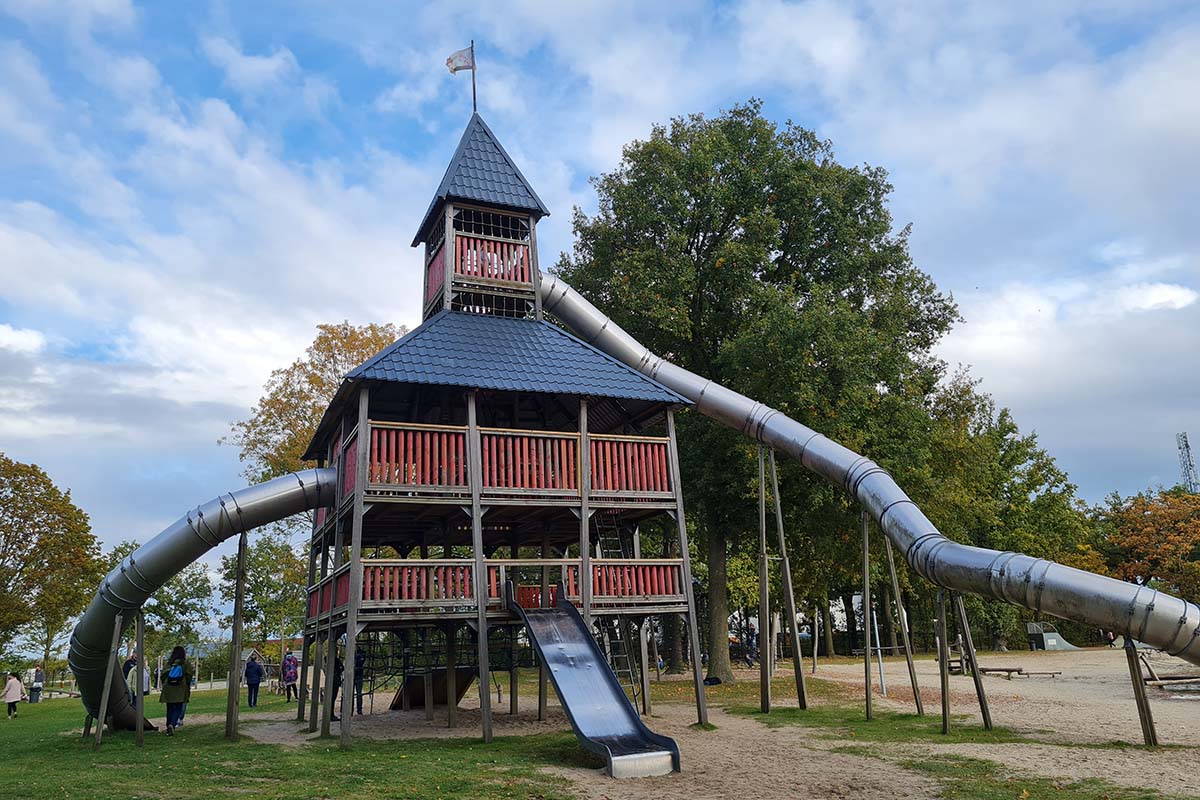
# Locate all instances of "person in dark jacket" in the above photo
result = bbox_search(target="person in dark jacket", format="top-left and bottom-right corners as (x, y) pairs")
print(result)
(244, 654), (263, 708)
(158, 646), (192, 736)
(330, 653), (344, 722)
(122, 652), (137, 704)
(353, 647), (366, 716)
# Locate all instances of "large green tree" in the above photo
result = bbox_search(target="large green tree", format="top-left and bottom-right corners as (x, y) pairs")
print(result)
(218, 531), (307, 648)
(105, 541), (216, 656)
(0, 454), (101, 658)
(557, 101), (958, 680)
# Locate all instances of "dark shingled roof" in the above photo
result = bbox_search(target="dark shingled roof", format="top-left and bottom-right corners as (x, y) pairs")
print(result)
(346, 311), (687, 405)
(412, 113), (549, 245)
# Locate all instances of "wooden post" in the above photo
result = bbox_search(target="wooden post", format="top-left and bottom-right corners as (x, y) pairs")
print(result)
(578, 399), (593, 629)
(423, 628), (435, 720)
(466, 392), (493, 741)
(339, 388), (370, 747)
(296, 633), (310, 723)
(937, 590), (951, 734)
(225, 529), (248, 740)
(639, 619), (653, 716)
(538, 539), (549, 721)
(510, 541), (520, 716)
(445, 624), (458, 729)
(884, 536), (923, 715)
(862, 511), (872, 720)
(321, 522), (346, 737)
(307, 633), (323, 733)
(758, 447), (771, 713)
(952, 593), (992, 730)
(666, 409), (708, 725)
(768, 450), (807, 709)
(135, 610), (145, 747)
(93, 613), (122, 750)
(1124, 637), (1158, 746)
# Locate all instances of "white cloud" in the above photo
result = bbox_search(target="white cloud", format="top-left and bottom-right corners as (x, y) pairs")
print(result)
(0, 323), (45, 353)
(202, 36), (299, 95)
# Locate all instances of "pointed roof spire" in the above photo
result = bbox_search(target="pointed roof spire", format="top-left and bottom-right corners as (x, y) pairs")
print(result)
(413, 113), (549, 245)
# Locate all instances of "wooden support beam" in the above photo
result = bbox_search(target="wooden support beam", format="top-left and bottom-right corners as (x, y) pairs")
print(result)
(758, 446), (771, 714)
(884, 536), (923, 715)
(225, 529), (248, 740)
(510, 540), (520, 716)
(93, 612), (122, 750)
(538, 538), (550, 722)
(296, 633), (310, 723)
(466, 392), (493, 742)
(639, 619), (653, 716)
(423, 629), (435, 720)
(768, 450), (807, 709)
(340, 387), (371, 748)
(446, 624), (458, 729)
(862, 511), (872, 721)
(307, 633), (323, 733)
(1124, 637), (1159, 746)
(937, 590), (951, 734)
(135, 610), (145, 747)
(666, 409), (708, 726)
(952, 592), (992, 730)
(579, 399), (593, 629)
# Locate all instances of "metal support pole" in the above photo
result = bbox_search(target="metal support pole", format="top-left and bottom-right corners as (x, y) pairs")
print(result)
(225, 528), (248, 740)
(135, 610), (145, 747)
(812, 605), (819, 674)
(1124, 637), (1158, 746)
(758, 446), (770, 714)
(872, 607), (887, 697)
(768, 450), (807, 709)
(952, 593), (992, 730)
(93, 613), (122, 750)
(937, 590), (950, 734)
(862, 511), (872, 720)
(884, 536), (923, 715)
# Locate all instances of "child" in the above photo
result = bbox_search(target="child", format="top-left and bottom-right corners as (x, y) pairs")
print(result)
(3, 672), (26, 719)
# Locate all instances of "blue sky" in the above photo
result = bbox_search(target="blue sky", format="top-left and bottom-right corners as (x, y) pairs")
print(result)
(1, 0), (1199, 563)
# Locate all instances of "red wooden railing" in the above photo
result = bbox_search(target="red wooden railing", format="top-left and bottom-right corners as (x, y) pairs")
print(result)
(361, 561), (474, 604)
(592, 559), (684, 601)
(590, 436), (671, 494)
(456, 234), (531, 283)
(307, 566), (352, 616)
(481, 429), (577, 493)
(425, 244), (445, 303)
(341, 433), (359, 497)
(369, 424), (467, 488)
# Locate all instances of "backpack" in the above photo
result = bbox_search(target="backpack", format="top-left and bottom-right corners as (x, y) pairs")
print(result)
(167, 661), (184, 686)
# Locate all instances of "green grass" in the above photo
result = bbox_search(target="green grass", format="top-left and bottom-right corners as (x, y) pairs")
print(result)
(902, 754), (1166, 800)
(0, 690), (592, 800)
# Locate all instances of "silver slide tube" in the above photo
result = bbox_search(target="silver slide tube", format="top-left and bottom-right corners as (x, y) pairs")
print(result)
(69, 468), (336, 729)
(541, 275), (1200, 666)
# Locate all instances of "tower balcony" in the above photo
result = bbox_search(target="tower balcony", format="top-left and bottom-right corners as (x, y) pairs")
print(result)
(305, 556), (688, 627)
(360, 421), (674, 506)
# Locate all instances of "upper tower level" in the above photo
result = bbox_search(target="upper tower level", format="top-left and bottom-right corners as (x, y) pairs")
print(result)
(413, 114), (550, 321)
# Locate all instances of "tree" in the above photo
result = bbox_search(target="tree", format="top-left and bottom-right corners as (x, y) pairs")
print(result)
(1098, 489), (1200, 600)
(105, 541), (216, 656)
(557, 101), (957, 679)
(0, 454), (101, 656)
(227, 321), (406, 485)
(218, 531), (307, 647)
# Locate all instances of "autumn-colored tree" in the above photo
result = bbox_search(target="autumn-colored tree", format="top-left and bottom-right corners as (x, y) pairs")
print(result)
(0, 454), (101, 658)
(227, 321), (406, 484)
(1099, 489), (1200, 601)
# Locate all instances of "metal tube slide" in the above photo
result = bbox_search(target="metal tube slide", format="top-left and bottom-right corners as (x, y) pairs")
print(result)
(69, 468), (337, 730)
(540, 275), (1200, 666)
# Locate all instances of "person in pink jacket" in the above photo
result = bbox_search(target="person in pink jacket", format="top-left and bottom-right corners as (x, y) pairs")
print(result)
(3, 672), (27, 719)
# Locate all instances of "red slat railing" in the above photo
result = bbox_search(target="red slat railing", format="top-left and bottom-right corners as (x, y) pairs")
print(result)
(589, 436), (671, 494)
(369, 424), (467, 488)
(360, 561), (474, 604)
(341, 433), (358, 497)
(480, 429), (577, 492)
(455, 234), (531, 283)
(591, 560), (684, 600)
(425, 243), (445, 303)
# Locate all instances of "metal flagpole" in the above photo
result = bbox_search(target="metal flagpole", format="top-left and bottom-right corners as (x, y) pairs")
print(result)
(471, 40), (477, 113)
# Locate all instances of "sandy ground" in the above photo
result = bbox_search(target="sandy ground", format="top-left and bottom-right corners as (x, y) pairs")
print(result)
(232, 648), (1200, 799)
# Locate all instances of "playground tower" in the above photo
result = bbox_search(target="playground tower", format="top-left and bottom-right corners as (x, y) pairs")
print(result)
(300, 113), (707, 752)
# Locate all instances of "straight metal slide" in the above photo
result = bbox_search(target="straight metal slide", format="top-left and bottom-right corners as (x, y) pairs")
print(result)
(506, 582), (680, 778)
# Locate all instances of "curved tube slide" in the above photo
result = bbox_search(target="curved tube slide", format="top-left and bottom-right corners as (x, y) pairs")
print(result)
(540, 274), (1200, 667)
(69, 468), (336, 729)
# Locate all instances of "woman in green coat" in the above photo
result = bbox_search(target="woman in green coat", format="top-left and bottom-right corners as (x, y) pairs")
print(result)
(159, 645), (192, 735)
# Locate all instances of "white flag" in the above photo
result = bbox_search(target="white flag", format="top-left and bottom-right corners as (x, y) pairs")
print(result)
(446, 46), (474, 74)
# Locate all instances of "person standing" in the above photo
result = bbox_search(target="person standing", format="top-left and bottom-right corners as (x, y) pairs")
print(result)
(122, 652), (138, 704)
(244, 654), (263, 708)
(159, 646), (192, 735)
(353, 647), (366, 716)
(30, 664), (44, 704)
(329, 652), (344, 722)
(282, 651), (299, 702)
(3, 672), (26, 718)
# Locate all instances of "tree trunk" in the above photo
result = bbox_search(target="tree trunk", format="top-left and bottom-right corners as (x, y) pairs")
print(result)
(841, 592), (858, 654)
(705, 526), (735, 683)
(821, 598), (835, 657)
(664, 614), (685, 673)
